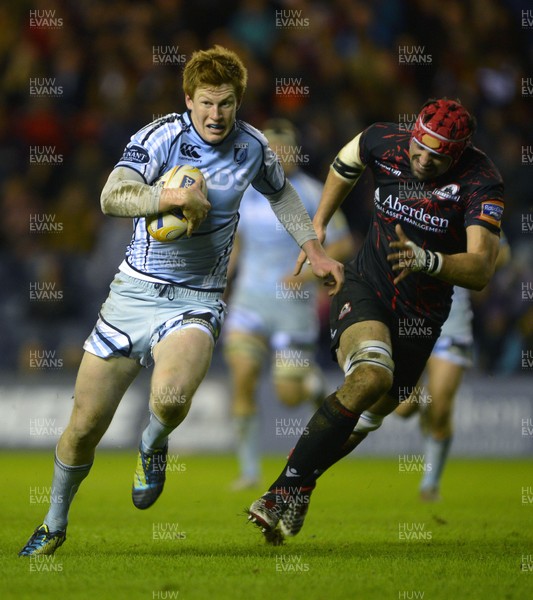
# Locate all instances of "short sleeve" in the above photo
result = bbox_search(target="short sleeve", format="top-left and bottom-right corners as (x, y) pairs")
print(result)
(358, 123), (387, 166)
(464, 183), (505, 235)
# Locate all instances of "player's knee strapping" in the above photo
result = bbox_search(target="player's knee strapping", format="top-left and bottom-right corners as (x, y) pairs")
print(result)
(340, 341), (392, 436)
(224, 335), (268, 363)
(342, 340), (394, 378)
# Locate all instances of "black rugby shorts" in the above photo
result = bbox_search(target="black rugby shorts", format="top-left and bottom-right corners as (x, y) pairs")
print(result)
(329, 269), (442, 402)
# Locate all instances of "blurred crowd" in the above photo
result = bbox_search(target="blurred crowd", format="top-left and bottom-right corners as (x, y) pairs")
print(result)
(1, 0), (532, 373)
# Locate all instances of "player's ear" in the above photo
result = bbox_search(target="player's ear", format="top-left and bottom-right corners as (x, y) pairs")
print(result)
(185, 94), (194, 110)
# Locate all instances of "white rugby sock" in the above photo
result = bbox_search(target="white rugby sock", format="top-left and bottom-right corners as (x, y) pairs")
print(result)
(43, 452), (92, 532)
(235, 414), (260, 481)
(420, 435), (452, 490)
(141, 411), (174, 453)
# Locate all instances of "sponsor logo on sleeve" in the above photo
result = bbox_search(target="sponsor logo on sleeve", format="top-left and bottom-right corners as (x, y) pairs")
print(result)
(120, 144), (150, 164)
(479, 200), (504, 227)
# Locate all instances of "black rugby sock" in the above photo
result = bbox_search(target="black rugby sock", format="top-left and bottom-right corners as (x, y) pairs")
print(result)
(268, 393), (359, 497)
(298, 431), (370, 490)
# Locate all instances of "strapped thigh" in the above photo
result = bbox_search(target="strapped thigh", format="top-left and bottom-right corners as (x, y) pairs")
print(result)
(342, 339), (394, 377)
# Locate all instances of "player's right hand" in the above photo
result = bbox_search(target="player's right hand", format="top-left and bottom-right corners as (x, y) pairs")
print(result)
(161, 182), (211, 236)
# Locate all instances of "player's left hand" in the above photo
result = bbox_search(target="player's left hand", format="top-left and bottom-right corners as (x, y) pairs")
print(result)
(387, 224), (423, 285)
(299, 239), (344, 296)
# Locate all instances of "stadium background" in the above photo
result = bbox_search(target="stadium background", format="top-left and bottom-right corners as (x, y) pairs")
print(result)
(0, 0), (532, 457)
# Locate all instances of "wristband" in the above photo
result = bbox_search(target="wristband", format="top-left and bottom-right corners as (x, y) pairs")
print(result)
(405, 241), (443, 276)
(425, 250), (443, 275)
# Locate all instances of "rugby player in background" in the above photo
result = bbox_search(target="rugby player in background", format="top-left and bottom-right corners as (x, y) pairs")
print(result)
(224, 119), (354, 491)
(246, 98), (504, 544)
(395, 233), (510, 502)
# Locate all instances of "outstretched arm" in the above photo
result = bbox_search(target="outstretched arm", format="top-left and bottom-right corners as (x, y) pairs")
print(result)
(294, 132), (364, 274)
(263, 179), (344, 295)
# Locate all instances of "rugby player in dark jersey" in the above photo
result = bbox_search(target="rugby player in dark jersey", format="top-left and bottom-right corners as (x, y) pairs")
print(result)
(247, 98), (504, 544)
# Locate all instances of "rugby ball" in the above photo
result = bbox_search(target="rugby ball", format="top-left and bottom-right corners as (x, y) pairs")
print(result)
(146, 165), (207, 242)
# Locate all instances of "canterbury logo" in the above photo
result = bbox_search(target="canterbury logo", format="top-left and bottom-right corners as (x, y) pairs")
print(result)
(179, 143), (201, 159)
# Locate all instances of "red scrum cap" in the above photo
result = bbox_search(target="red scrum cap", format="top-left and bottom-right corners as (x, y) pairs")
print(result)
(411, 99), (475, 165)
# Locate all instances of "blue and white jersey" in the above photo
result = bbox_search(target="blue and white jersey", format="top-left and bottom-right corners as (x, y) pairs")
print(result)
(232, 170), (349, 304)
(115, 111), (285, 292)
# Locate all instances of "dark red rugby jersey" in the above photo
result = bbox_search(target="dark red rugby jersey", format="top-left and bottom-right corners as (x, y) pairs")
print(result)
(351, 122), (504, 324)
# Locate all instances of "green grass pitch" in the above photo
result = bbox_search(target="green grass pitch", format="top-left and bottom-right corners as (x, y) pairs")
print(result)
(3, 452), (532, 600)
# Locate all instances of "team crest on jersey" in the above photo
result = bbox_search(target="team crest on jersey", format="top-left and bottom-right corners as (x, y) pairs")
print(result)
(234, 143), (248, 165)
(432, 183), (460, 202)
(479, 200), (504, 227)
(338, 302), (352, 320)
(120, 144), (150, 164)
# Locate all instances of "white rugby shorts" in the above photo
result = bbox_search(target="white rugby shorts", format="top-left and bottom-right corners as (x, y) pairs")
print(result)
(84, 272), (226, 367)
